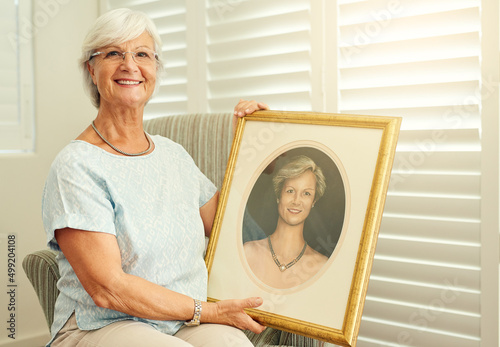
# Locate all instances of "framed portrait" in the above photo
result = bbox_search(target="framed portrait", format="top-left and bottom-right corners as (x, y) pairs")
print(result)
(205, 111), (401, 346)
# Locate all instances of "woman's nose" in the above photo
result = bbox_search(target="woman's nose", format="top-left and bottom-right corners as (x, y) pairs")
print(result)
(120, 53), (138, 70)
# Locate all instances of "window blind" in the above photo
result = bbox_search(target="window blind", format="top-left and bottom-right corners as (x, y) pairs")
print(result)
(0, 0), (34, 152)
(206, 0), (314, 112)
(104, 0), (189, 117)
(338, 0), (483, 345)
(101, 1), (498, 345)
(102, 0), (318, 114)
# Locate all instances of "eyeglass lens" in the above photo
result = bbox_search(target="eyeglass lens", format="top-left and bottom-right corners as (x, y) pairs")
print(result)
(93, 50), (157, 64)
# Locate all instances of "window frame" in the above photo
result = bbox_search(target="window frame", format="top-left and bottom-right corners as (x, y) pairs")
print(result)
(0, 0), (35, 154)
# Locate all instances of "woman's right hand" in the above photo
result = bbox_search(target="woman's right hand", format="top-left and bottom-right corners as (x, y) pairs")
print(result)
(204, 297), (266, 334)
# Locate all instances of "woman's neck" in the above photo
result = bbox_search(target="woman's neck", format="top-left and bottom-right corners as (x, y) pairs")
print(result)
(270, 222), (306, 259)
(94, 103), (145, 140)
(86, 102), (152, 156)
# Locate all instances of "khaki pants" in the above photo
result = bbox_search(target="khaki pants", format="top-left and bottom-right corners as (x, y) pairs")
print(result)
(51, 313), (254, 347)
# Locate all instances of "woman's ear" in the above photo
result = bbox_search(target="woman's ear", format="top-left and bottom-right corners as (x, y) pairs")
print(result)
(87, 61), (97, 85)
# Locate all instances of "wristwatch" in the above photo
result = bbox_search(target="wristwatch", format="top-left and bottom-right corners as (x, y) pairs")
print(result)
(184, 299), (202, 326)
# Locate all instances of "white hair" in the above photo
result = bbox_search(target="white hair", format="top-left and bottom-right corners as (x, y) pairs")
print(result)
(79, 8), (164, 108)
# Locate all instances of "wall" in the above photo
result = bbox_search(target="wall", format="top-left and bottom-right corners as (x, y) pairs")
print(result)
(0, 1), (98, 345)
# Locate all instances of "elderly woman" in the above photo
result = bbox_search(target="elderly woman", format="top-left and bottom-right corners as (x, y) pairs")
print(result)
(244, 155), (328, 289)
(42, 8), (268, 347)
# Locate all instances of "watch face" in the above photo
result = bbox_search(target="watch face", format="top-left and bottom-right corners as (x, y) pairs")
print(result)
(184, 317), (201, 326)
(184, 321), (200, 327)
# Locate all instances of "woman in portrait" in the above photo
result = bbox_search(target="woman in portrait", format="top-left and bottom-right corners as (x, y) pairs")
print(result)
(244, 155), (328, 289)
(42, 8), (268, 347)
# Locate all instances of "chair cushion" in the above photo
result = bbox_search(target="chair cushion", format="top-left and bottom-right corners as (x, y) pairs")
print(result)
(144, 113), (233, 190)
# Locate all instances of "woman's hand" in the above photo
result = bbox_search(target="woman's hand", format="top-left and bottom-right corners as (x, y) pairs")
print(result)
(233, 99), (269, 118)
(204, 297), (266, 334)
(233, 99), (269, 135)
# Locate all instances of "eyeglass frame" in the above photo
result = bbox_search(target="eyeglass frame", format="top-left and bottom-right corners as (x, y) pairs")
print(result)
(88, 49), (159, 65)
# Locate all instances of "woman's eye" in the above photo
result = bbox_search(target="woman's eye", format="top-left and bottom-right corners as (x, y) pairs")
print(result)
(106, 51), (121, 58)
(286, 189), (294, 194)
(136, 51), (149, 58)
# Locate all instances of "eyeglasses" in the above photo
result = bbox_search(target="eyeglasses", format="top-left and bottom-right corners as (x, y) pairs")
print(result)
(89, 49), (158, 65)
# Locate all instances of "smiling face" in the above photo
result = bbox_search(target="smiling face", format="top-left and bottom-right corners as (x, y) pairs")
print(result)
(87, 31), (157, 110)
(277, 170), (317, 227)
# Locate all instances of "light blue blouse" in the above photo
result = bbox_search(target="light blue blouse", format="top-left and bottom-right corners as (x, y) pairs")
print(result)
(42, 135), (217, 345)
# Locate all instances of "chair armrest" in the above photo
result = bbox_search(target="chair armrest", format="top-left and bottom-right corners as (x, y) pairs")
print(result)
(22, 249), (60, 329)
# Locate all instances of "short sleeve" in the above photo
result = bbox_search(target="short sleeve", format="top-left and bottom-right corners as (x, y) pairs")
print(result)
(42, 150), (116, 251)
(196, 169), (217, 207)
(174, 142), (217, 207)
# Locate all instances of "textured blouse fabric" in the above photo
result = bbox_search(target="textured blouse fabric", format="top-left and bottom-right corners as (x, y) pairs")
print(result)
(42, 135), (217, 345)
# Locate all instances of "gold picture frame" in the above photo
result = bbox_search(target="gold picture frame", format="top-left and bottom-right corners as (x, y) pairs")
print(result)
(205, 111), (401, 346)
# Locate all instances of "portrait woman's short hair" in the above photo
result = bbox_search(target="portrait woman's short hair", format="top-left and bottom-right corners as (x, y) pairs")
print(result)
(272, 155), (326, 203)
(78, 8), (164, 108)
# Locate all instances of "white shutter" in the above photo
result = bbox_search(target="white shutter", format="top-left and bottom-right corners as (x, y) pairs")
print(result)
(338, 0), (486, 346)
(103, 0), (189, 117)
(0, 0), (35, 152)
(206, 0), (315, 112)
(101, 0), (320, 114)
(98, 1), (499, 345)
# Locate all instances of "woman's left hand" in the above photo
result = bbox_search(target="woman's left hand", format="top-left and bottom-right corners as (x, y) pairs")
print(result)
(204, 297), (266, 334)
(233, 99), (269, 135)
(233, 99), (269, 118)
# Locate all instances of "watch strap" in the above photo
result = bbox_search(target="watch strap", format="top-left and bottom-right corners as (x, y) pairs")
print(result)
(184, 299), (202, 326)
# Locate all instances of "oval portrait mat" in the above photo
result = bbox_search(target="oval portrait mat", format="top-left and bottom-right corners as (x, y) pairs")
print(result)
(241, 146), (347, 289)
